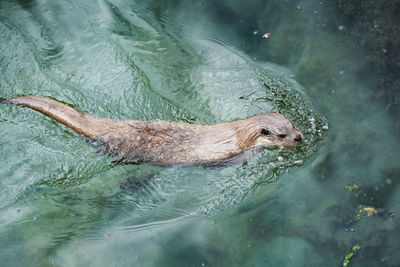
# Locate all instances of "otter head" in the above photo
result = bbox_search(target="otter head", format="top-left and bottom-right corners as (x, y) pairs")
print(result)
(235, 113), (303, 150)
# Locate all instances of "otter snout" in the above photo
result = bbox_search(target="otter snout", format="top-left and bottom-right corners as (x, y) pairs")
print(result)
(294, 134), (302, 142)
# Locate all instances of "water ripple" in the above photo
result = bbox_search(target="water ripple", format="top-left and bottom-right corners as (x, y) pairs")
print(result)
(0, 0), (327, 259)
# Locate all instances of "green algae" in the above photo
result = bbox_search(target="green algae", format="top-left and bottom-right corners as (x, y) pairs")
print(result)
(343, 244), (361, 267)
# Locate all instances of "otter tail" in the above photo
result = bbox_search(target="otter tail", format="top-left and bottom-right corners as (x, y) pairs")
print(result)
(3, 96), (103, 138)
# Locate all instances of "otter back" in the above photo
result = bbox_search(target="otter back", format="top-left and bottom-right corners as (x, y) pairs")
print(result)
(3, 96), (303, 167)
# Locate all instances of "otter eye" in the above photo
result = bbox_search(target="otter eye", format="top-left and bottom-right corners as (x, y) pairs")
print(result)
(278, 134), (287, 139)
(260, 129), (270, 136)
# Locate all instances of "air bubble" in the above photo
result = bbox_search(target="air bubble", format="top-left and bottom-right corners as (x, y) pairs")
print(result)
(293, 160), (303, 165)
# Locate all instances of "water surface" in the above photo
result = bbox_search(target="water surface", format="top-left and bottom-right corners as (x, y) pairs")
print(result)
(1, 0), (399, 266)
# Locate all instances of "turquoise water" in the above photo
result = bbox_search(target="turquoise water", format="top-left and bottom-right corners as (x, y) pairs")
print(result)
(1, 0), (399, 266)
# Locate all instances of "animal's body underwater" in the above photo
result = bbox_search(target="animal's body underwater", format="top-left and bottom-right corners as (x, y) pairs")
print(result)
(2, 96), (303, 168)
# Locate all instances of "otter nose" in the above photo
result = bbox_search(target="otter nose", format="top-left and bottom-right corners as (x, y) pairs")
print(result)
(294, 134), (302, 142)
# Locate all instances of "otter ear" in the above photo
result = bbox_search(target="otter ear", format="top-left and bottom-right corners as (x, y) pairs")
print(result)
(260, 129), (270, 136)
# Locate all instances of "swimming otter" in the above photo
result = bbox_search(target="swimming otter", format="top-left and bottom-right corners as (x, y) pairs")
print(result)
(3, 96), (303, 168)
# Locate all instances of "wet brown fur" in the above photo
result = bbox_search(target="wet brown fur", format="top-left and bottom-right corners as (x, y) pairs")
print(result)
(3, 96), (303, 167)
